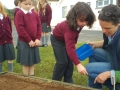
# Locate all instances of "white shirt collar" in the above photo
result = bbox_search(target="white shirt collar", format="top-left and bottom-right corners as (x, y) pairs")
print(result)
(15, 6), (20, 9)
(77, 27), (80, 31)
(0, 13), (3, 20)
(108, 30), (118, 43)
(21, 8), (32, 14)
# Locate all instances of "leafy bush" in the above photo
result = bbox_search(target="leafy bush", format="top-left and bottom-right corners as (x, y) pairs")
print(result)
(5, 7), (14, 20)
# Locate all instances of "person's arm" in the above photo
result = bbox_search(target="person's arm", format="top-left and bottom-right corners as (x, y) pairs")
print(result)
(88, 40), (104, 48)
(46, 5), (52, 27)
(110, 70), (120, 84)
(94, 71), (110, 84)
(64, 31), (88, 75)
(94, 70), (120, 84)
(36, 13), (42, 40)
(15, 12), (32, 43)
(8, 15), (12, 32)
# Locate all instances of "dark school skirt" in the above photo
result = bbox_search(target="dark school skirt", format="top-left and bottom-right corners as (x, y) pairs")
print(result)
(17, 40), (40, 65)
(42, 23), (51, 32)
(0, 44), (15, 63)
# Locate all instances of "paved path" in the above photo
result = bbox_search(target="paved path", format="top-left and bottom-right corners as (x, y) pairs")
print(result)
(12, 26), (103, 46)
(78, 30), (103, 42)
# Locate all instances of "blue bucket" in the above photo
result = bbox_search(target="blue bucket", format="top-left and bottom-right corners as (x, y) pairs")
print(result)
(76, 44), (93, 61)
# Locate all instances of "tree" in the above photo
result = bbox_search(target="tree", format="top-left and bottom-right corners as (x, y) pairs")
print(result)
(5, 7), (14, 20)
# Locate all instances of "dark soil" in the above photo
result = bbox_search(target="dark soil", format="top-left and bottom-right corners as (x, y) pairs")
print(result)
(0, 73), (93, 90)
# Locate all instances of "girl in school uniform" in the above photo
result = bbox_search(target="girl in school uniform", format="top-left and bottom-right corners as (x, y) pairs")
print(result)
(38, 0), (52, 47)
(51, 2), (96, 83)
(15, 0), (42, 75)
(0, 1), (15, 72)
(14, 0), (21, 49)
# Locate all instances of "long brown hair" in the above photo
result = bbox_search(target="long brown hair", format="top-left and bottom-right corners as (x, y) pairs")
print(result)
(66, 2), (96, 30)
(0, 1), (8, 18)
(31, 0), (39, 13)
(38, 0), (48, 15)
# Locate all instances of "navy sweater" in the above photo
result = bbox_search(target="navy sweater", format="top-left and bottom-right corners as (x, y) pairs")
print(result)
(103, 27), (120, 89)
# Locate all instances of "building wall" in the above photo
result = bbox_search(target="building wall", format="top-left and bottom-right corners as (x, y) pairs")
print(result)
(48, 1), (59, 26)
(50, 0), (117, 30)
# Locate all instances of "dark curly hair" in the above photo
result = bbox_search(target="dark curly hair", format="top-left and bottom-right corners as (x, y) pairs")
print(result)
(66, 2), (96, 30)
(98, 4), (120, 25)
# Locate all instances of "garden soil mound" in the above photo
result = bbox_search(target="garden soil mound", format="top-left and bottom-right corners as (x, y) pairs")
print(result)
(0, 73), (92, 90)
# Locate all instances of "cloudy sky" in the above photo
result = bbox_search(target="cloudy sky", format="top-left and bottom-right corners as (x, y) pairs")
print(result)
(0, 0), (15, 9)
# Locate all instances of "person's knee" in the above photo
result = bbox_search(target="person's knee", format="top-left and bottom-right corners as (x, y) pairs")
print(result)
(89, 48), (108, 62)
(93, 48), (103, 54)
(86, 62), (111, 75)
(93, 48), (107, 55)
(88, 48), (102, 62)
(85, 64), (90, 71)
(85, 63), (93, 73)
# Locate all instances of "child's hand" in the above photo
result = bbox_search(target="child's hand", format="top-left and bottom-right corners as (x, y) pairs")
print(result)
(29, 40), (35, 47)
(35, 39), (40, 46)
(76, 63), (88, 75)
(47, 26), (49, 28)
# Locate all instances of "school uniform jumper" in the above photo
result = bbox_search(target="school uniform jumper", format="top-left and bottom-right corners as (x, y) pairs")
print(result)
(14, 7), (20, 18)
(39, 4), (52, 32)
(0, 15), (15, 62)
(14, 7), (20, 25)
(15, 9), (42, 65)
(51, 21), (81, 83)
(39, 4), (52, 46)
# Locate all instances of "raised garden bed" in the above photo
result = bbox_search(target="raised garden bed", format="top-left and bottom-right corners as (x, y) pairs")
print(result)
(0, 72), (98, 90)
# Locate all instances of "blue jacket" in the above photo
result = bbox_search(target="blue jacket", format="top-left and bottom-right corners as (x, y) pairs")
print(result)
(103, 27), (120, 90)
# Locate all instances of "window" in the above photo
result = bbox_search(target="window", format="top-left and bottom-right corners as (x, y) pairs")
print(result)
(70, 5), (74, 9)
(96, 0), (112, 8)
(62, 6), (67, 18)
(98, 0), (103, 7)
(87, 2), (91, 6)
(104, 0), (109, 5)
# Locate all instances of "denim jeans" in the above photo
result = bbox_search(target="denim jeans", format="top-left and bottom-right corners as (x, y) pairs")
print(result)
(85, 48), (113, 90)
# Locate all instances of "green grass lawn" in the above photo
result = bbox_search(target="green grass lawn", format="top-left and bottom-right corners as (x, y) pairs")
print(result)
(2, 42), (109, 89)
